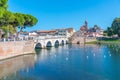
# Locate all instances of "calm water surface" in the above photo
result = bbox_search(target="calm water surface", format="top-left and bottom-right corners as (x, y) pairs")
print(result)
(0, 44), (120, 80)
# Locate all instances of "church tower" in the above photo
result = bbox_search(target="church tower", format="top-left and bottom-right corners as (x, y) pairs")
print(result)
(80, 20), (88, 32)
(85, 20), (88, 27)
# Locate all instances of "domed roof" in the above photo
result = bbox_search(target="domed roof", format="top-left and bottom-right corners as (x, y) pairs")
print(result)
(80, 25), (88, 31)
(80, 21), (88, 31)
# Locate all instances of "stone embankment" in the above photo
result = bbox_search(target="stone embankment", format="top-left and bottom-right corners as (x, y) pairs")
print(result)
(71, 37), (97, 44)
(0, 40), (35, 60)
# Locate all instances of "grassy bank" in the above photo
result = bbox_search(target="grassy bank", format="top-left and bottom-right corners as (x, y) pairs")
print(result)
(99, 39), (120, 42)
(86, 38), (120, 44)
(85, 41), (98, 44)
(98, 38), (120, 44)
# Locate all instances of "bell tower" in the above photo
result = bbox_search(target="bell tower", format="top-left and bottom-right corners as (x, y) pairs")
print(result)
(85, 20), (88, 27)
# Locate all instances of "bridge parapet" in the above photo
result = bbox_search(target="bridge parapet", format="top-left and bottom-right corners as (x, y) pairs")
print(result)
(35, 36), (67, 40)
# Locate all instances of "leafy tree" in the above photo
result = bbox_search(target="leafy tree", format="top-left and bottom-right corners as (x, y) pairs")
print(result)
(0, 26), (15, 38)
(103, 30), (107, 36)
(13, 13), (38, 32)
(0, 8), (5, 26)
(0, 10), (16, 37)
(94, 25), (100, 30)
(107, 27), (114, 37)
(23, 14), (38, 31)
(118, 30), (120, 37)
(13, 13), (25, 32)
(2, 11), (15, 25)
(111, 18), (120, 35)
(0, 0), (8, 10)
(0, 0), (38, 38)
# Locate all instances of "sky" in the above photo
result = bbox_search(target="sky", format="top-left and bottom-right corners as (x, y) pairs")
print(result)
(8, 0), (120, 31)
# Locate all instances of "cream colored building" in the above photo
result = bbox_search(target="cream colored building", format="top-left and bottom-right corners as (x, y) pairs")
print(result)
(66, 28), (76, 38)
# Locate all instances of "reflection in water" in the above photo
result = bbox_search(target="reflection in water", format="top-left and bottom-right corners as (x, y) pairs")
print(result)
(0, 54), (35, 80)
(1, 44), (120, 80)
(106, 43), (120, 54)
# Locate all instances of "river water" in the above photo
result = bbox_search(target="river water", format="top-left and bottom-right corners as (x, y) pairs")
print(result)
(0, 44), (120, 80)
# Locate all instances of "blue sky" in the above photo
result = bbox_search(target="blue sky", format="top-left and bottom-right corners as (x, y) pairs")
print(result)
(8, 0), (120, 31)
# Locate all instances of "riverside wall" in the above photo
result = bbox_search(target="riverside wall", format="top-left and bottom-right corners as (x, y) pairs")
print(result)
(0, 40), (35, 60)
(71, 37), (97, 44)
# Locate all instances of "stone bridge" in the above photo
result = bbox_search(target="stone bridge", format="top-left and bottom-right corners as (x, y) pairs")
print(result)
(34, 36), (68, 49)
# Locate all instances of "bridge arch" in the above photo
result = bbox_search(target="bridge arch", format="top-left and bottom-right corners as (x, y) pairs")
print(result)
(35, 43), (42, 49)
(46, 41), (52, 47)
(54, 40), (59, 46)
(66, 40), (69, 44)
(61, 40), (64, 45)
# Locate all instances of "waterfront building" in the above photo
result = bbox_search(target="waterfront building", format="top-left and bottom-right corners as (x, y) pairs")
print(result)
(88, 27), (104, 37)
(55, 28), (75, 38)
(55, 29), (67, 36)
(66, 28), (76, 37)
(28, 30), (58, 37)
(80, 20), (88, 36)
(18, 32), (30, 40)
(29, 31), (38, 36)
(37, 30), (58, 36)
(28, 28), (75, 40)
(70, 21), (99, 44)
(72, 21), (89, 38)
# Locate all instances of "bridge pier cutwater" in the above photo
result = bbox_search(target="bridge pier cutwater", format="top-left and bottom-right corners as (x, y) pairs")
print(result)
(34, 36), (68, 49)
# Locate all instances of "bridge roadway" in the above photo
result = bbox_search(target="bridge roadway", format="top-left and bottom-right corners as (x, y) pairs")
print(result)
(34, 36), (68, 49)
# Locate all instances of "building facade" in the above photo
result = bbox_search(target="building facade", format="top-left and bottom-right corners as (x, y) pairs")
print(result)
(55, 28), (75, 38)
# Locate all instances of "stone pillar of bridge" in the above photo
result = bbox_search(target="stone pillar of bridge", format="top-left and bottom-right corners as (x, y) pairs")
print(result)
(51, 40), (55, 47)
(42, 40), (46, 49)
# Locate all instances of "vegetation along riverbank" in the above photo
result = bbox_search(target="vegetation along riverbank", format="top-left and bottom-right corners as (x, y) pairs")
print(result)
(86, 38), (120, 44)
